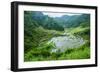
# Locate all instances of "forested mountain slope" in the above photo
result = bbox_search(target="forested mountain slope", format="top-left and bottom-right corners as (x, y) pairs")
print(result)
(24, 11), (90, 61)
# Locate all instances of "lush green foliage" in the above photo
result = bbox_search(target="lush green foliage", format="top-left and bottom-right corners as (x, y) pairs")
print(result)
(24, 11), (90, 61)
(25, 41), (90, 61)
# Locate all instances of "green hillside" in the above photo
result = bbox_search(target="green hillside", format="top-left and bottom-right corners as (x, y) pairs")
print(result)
(24, 11), (90, 61)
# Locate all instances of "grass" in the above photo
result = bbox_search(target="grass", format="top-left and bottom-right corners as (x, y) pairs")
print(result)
(24, 26), (63, 53)
(65, 26), (90, 40)
(58, 43), (90, 60)
(24, 26), (90, 62)
(24, 41), (90, 61)
(65, 26), (90, 34)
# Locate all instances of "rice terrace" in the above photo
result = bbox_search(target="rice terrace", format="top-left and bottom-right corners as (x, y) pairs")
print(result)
(24, 11), (90, 61)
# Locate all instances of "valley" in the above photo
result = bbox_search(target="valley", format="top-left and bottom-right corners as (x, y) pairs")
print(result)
(24, 11), (90, 61)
